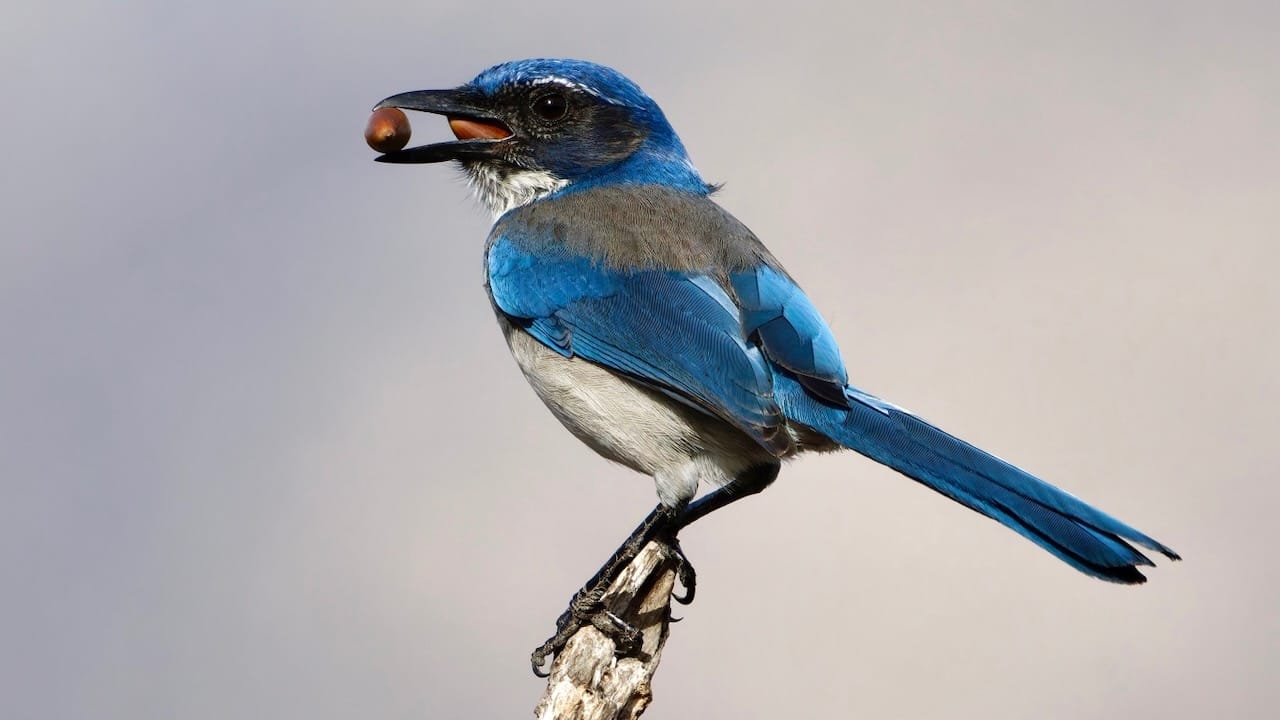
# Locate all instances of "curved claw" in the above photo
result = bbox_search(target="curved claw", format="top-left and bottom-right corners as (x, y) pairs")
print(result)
(667, 538), (697, 605)
(531, 645), (554, 677)
(529, 605), (586, 676)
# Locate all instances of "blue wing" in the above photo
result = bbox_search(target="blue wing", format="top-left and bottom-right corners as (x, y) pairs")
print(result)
(486, 237), (784, 451)
(732, 265), (851, 405)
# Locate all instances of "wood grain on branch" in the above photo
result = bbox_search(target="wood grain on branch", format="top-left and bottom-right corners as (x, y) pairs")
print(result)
(534, 541), (679, 720)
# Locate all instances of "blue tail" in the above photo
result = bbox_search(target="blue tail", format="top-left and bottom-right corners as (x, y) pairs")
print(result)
(773, 372), (1180, 583)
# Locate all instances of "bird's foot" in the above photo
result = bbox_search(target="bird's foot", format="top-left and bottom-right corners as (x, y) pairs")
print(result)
(530, 506), (694, 676)
(530, 589), (643, 677)
(530, 506), (697, 676)
(668, 536), (697, 605)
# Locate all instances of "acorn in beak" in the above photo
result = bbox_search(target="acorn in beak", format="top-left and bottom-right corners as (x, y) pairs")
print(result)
(370, 89), (512, 163)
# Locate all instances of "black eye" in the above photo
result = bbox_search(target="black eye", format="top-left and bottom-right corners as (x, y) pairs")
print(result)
(531, 92), (568, 121)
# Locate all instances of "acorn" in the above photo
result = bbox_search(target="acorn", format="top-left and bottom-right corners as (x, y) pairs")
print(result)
(365, 107), (411, 153)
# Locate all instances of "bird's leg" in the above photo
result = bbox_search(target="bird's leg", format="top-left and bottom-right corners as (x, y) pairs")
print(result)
(666, 534), (697, 605)
(529, 463), (778, 676)
(531, 504), (681, 676)
(676, 462), (780, 530)
(668, 463), (780, 600)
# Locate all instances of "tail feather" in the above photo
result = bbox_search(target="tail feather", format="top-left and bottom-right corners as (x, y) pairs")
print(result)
(773, 372), (1180, 583)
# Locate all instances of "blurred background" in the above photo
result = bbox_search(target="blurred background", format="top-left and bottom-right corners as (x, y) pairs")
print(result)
(3, 1), (1276, 718)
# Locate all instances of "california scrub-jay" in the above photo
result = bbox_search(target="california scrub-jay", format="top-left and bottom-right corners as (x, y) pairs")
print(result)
(371, 59), (1178, 673)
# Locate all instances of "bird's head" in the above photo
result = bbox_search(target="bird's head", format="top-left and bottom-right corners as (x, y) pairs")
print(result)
(373, 59), (709, 216)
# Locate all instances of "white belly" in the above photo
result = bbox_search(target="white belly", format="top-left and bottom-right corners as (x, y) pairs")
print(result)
(503, 324), (774, 507)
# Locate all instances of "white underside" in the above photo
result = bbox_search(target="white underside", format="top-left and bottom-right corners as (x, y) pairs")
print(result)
(504, 327), (774, 507)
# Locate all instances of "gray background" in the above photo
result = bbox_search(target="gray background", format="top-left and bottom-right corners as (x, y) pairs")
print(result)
(4, 1), (1276, 718)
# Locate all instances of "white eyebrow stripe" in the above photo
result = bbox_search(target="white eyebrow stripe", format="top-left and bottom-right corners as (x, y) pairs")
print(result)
(528, 75), (604, 98)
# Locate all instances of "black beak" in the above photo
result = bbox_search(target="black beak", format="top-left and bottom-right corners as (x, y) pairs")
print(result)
(372, 88), (512, 164)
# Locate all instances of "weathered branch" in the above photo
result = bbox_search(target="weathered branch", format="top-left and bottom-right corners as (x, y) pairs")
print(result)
(534, 541), (679, 720)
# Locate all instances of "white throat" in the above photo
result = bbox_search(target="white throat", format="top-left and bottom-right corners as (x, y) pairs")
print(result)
(463, 162), (568, 218)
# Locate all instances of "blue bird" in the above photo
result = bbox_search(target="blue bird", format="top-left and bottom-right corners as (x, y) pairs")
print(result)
(372, 58), (1179, 673)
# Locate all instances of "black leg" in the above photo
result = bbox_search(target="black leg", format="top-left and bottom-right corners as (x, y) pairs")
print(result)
(675, 462), (780, 531)
(664, 462), (779, 605)
(530, 504), (681, 676)
(529, 462), (780, 676)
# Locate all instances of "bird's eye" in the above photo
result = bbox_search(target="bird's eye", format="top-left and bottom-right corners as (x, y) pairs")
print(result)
(531, 92), (569, 122)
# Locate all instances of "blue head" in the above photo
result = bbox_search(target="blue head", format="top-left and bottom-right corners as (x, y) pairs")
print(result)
(373, 59), (710, 215)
